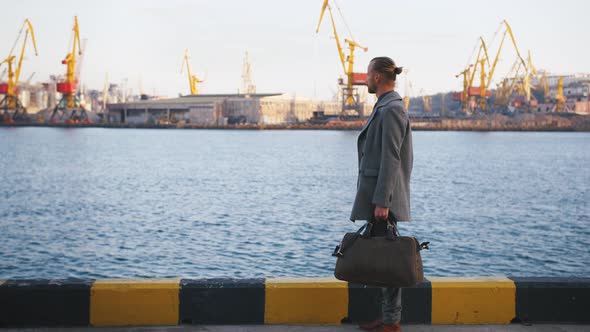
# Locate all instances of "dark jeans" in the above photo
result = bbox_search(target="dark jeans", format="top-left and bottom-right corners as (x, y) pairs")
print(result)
(370, 214), (402, 324)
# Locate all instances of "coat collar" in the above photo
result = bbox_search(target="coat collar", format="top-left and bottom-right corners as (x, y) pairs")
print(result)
(359, 90), (403, 135)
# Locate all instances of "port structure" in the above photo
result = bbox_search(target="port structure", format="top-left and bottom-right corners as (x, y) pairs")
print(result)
(315, 0), (368, 119)
(0, 19), (38, 123)
(50, 16), (89, 124)
(455, 20), (526, 114)
(240, 51), (256, 96)
(181, 49), (203, 95)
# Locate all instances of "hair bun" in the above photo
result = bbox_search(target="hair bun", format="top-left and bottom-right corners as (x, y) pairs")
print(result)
(394, 67), (403, 75)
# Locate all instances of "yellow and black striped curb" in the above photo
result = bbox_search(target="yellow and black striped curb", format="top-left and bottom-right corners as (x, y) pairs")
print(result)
(0, 276), (588, 327)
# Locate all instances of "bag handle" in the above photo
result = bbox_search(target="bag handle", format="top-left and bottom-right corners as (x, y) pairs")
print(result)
(386, 220), (400, 240)
(332, 222), (368, 257)
(364, 219), (400, 240)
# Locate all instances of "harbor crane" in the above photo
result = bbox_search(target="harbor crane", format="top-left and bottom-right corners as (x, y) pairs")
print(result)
(316, 0), (368, 118)
(0, 19), (38, 122)
(181, 49), (202, 95)
(403, 72), (413, 110)
(455, 36), (489, 113)
(552, 76), (568, 113)
(525, 51), (549, 103)
(456, 20), (526, 113)
(494, 57), (525, 109)
(420, 89), (432, 112)
(50, 16), (89, 123)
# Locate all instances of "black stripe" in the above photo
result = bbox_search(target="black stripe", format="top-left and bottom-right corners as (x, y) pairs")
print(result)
(401, 279), (431, 324)
(347, 279), (431, 324)
(179, 278), (265, 324)
(0, 279), (92, 327)
(346, 283), (381, 323)
(512, 277), (590, 323)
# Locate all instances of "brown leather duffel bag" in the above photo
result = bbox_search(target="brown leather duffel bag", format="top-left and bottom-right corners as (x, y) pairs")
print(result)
(333, 221), (429, 287)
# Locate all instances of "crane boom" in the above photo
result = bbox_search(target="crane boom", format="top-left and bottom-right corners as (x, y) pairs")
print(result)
(504, 20), (526, 68)
(15, 19), (38, 86)
(467, 37), (489, 89)
(65, 16), (82, 86)
(317, 1), (346, 74)
(315, 0), (329, 33)
(486, 20), (526, 89)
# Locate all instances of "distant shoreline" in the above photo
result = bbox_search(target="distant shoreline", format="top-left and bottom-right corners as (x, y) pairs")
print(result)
(1, 114), (589, 131)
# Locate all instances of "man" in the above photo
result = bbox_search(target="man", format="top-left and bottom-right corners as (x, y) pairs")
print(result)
(350, 57), (413, 332)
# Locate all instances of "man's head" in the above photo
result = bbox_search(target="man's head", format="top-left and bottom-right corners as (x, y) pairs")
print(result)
(367, 57), (403, 95)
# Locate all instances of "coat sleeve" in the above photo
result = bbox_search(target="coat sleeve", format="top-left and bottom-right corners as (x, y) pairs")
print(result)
(372, 104), (407, 208)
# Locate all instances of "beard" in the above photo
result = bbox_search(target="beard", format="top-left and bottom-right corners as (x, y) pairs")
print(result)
(367, 84), (375, 94)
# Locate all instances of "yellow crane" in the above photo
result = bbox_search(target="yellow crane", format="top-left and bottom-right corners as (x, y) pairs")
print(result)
(526, 51), (549, 103)
(420, 89), (432, 112)
(456, 37), (489, 112)
(486, 20), (526, 89)
(554, 76), (566, 113)
(51, 16), (89, 123)
(181, 49), (202, 95)
(316, 0), (368, 117)
(403, 78), (413, 110)
(539, 72), (549, 103)
(484, 20), (526, 110)
(0, 19), (38, 122)
(455, 65), (472, 113)
(456, 20), (526, 113)
(495, 58), (524, 109)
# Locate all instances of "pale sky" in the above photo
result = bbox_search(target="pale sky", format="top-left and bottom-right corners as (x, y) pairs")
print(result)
(1, 0), (588, 100)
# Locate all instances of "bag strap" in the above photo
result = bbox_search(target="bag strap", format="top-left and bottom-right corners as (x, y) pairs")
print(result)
(332, 222), (367, 257)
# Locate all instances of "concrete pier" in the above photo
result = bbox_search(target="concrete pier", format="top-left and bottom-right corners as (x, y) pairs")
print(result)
(0, 277), (588, 328)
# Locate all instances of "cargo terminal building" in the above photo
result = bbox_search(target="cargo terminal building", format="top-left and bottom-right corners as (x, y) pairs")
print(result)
(105, 94), (361, 125)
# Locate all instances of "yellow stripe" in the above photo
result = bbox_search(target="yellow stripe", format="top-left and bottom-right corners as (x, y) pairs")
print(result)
(90, 278), (180, 326)
(430, 276), (515, 324)
(265, 277), (348, 324)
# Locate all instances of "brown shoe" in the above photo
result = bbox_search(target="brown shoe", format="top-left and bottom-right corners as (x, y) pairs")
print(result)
(374, 323), (401, 332)
(357, 318), (383, 330)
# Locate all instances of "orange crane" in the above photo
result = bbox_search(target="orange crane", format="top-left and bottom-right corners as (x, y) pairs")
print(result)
(50, 16), (89, 123)
(0, 19), (38, 122)
(316, 0), (368, 118)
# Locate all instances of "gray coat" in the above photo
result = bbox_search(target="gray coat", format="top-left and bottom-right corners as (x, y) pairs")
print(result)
(350, 90), (413, 222)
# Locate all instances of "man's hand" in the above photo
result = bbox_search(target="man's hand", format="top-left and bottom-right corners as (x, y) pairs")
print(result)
(374, 205), (389, 221)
